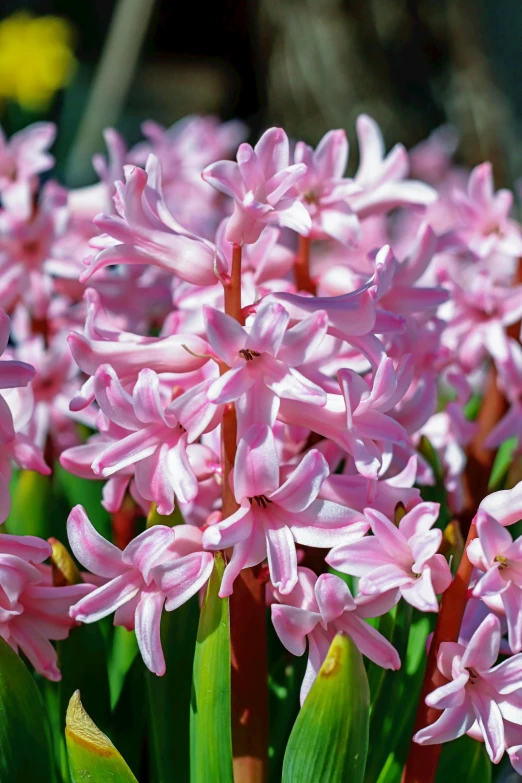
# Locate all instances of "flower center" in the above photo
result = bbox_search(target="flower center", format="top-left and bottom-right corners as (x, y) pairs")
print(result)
(465, 666), (478, 683)
(249, 495), (272, 508)
(494, 554), (508, 571)
(239, 348), (260, 362)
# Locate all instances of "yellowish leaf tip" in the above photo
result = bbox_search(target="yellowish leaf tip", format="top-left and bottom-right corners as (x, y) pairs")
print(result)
(65, 690), (116, 757)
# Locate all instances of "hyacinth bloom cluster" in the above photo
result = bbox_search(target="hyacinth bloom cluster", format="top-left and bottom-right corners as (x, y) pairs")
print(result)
(2, 111), (522, 782)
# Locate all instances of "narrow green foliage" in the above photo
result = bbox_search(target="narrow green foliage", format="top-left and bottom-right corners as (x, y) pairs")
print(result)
(190, 552), (233, 783)
(65, 690), (137, 782)
(435, 735), (491, 783)
(282, 633), (370, 783)
(7, 469), (53, 537)
(147, 595), (199, 783)
(488, 436), (518, 491)
(0, 637), (55, 782)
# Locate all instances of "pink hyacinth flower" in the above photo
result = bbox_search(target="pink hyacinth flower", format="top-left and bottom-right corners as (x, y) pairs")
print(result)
(0, 310), (35, 443)
(413, 614), (522, 765)
(279, 356), (411, 479)
(82, 156), (220, 286)
(349, 114), (437, 217)
(68, 506), (214, 675)
(0, 532), (92, 680)
(271, 567), (400, 703)
(203, 425), (368, 596)
(293, 129), (361, 247)
(90, 365), (207, 513)
(0, 122), (55, 218)
(202, 127), (311, 245)
(204, 300), (328, 435)
(468, 509), (522, 652)
(327, 502), (452, 611)
(473, 479), (522, 528)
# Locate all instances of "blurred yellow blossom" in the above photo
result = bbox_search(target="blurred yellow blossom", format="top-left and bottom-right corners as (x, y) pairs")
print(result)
(0, 12), (76, 110)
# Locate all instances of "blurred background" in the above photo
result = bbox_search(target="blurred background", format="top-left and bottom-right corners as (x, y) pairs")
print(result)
(0, 0), (521, 188)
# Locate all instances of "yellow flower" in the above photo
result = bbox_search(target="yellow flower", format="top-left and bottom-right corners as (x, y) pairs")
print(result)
(0, 12), (76, 110)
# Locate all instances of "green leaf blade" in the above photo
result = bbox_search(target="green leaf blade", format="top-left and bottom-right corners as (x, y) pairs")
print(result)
(282, 633), (370, 783)
(190, 552), (233, 783)
(0, 637), (55, 782)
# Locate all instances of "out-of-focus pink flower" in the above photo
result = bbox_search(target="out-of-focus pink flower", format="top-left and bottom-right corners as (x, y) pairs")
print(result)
(204, 300), (328, 435)
(348, 114), (437, 217)
(0, 181), (66, 318)
(468, 510), (522, 652)
(0, 531), (92, 681)
(446, 162), (522, 260)
(0, 122), (55, 218)
(271, 567), (400, 703)
(202, 425), (367, 596)
(202, 127), (311, 245)
(413, 614), (522, 765)
(68, 505), (214, 675)
(82, 156), (220, 286)
(293, 129), (361, 247)
(327, 502), (451, 611)
(440, 267), (522, 372)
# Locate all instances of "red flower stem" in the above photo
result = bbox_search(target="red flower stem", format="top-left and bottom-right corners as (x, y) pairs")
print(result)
(221, 243), (268, 783)
(294, 234), (316, 294)
(402, 366), (505, 783)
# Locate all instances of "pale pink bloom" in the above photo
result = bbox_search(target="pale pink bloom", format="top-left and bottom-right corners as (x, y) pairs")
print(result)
(293, 129), (361, 247)
(68, 289), (210, 410)
(0, 181), (66, 318)
(279, 356), (411, 478)
(440, 267), (522, 372)
(270, 567), (400, 703)
(202, 127), (311, 245)
(475, 481), (522, 528)
(0, 122), (55, 218)
(129, 116), (247, 239)
(348, 114), (437, 217)
(67, 505), (214, 675)
(81, 156), (220, 286)
(0, 531), (92, 681)
(204, 299), (328, 435)
(87, 365), (212, 513)
(468, 511), (522, 652)
(0, 309), (35, 420)
(413, 614), (522, 765)
(319, 454), (421, 519)
(371, 225), (448, 319)
(69, 128), (127, 220)
(202, 424), (368, 596)
(446, 162), (522, 260)
(327, 502), (451, 611)
(409, 125), (459, 185)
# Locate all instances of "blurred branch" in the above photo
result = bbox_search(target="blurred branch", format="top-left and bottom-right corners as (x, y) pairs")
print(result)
(66, 0), (156, 186)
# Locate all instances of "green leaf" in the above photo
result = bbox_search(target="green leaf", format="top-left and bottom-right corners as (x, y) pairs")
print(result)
(435, 735), (491, 783)
(489, 436), (518, 491)
(54, 463), (112, 539)
(147, 595), (199, 783)
(367, 612), (434, 783)
(65, 690), (138, 782)
(190, 552), (233, 783)
(282, 633), (370, 783)
(0, 637), (55, 781)
(6, 469), (54, 537)
(111, 654), (146, 779)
